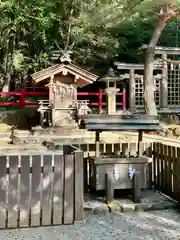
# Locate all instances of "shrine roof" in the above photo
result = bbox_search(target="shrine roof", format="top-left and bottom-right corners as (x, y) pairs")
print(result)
(31, 62), (99, 84)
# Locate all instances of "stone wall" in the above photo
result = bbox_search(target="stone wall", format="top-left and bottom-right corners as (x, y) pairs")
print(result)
(0, 107), (40, 129)
(0, 110), (15, 122)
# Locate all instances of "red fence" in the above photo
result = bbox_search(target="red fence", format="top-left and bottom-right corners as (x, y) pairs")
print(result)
(0, 91), (48, 108)
(77, 88), (126, 111)
(0, 88), (126, 110)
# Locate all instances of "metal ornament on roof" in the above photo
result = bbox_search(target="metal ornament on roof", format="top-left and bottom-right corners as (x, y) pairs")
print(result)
(51, 48), (73, 62)
(60, 50), (73, 63)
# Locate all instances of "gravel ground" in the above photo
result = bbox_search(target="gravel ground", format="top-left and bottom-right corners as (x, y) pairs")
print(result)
(1, 209), (180, 240)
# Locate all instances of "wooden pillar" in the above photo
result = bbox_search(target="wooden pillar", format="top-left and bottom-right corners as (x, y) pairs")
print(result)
(95, 131), (100, 158)
(105, 173), (114, 205)
(160, 53), (168, 109)
(137, 130), (143, 157)
(129, 69), (135, 113)
(132, 172), (141, 203)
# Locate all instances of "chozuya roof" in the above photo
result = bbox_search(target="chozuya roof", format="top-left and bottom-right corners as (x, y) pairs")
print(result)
(31, 51), (99, 84)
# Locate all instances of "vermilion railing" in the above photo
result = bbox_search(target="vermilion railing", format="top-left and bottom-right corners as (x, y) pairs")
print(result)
(77, 88), (126, 111)
(0, 88), (126, 111)
(0, 91), (48, 108)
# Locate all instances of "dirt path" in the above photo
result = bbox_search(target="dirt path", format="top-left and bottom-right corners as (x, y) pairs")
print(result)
(1, 210), (180, 239)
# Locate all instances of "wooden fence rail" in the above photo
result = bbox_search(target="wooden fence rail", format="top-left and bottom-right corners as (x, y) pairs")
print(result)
(0, 145), (84, 229)
(153, 142), (180, 201)
(79, 142), (152, 158)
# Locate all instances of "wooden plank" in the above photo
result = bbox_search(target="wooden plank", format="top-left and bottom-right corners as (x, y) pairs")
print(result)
(53, 154), (64, 225)
(19, 156), (30, 227)
(42, 155), (53, 226)
(8, 155), (19, 228)
(83, 158), (88, 193)
(0, 156), (7, 228)
(171, 146), (177, 199)
(84, 114), (158, 121)
(176, 148), (180, 201)
(159, 144), (164, 190)
(86, 118), (159, 124)
(157, 143), (161, 188)
(163, 145), (168, 193)
(86, 124), (160, 131)
(63, 154), (74, 224)
(152, 143), (155, 185)
(31, 155), (41, 227)
(167, 146), (173, 196)
(74, 151), (84, 222)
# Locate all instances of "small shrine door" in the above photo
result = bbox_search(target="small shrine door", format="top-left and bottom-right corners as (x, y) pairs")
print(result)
(49, 81), (77, 127)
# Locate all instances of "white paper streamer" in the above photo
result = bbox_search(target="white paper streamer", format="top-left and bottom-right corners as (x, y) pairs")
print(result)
(113, 165), (119, 181)
(128, 166), (136, 180)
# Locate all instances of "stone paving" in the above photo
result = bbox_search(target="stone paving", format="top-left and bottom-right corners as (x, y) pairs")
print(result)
(0, 209), (180, 239)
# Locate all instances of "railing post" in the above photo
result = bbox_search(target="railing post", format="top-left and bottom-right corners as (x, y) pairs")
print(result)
(98, 88), (103, 112)
(122, 88), (126, 111)
(19, 92), (25, 108)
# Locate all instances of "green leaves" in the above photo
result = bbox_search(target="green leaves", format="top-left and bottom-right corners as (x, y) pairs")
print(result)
(0, 0), (179, 86)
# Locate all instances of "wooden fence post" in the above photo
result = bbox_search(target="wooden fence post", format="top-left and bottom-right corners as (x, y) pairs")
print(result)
(98, 88), (103, 112)
(105, 173), (114, 205)
(132, 171), (141, 203)
(122, 88), (126, 111)
(74, 151), (84, 222)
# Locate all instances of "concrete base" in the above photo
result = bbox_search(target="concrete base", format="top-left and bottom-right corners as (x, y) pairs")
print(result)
(84, 190), (179, 214)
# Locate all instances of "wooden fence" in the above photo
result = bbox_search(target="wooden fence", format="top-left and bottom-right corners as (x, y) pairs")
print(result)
(153, 142), (180, 201)
(79, 142), (152, 158)
(0, 145), (84, 229)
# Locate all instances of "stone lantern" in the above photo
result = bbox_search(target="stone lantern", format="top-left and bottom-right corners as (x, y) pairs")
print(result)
(99, 68), (120, 114)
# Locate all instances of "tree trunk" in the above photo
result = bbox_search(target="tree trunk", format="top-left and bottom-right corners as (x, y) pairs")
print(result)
(2, 28), (16, 92)
(64, 0), (75, 51)
(144, 2), (178, 116)
(144, 17), (167, 116)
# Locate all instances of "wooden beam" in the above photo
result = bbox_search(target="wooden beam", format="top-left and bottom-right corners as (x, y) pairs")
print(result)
(137, 131), (143, 157)
(160, 53), (168, 109)
(114, 62), (163, 70)
(141, 45), (180, 55)
(129, 69), (135, 113)
(95, 131), (100, 158)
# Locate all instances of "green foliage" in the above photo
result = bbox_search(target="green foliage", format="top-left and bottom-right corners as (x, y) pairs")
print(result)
(0, 0), (179, 84)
